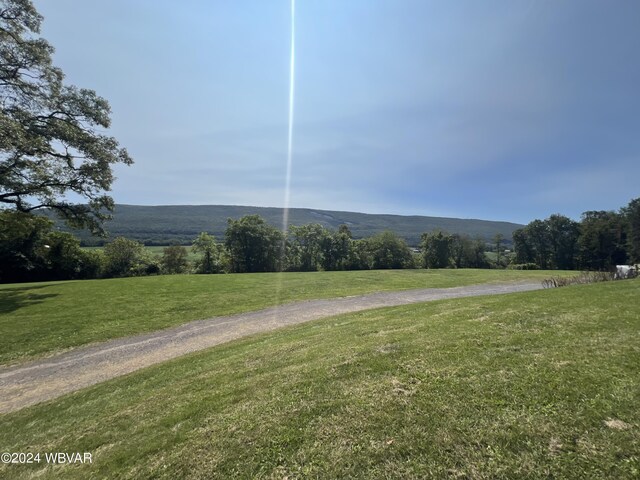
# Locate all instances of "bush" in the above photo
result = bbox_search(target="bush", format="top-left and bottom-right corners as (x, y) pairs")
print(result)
(542, 271), (615, 288)
(130, 251), (161, 277)
(0, 211), (102, 282)
(161, 244), (189, 274)
(508, 263), (540, 270)
(42, 231), (100, 280)
(192, 233), (224, 274)
(102, 237), (158, 277)
(367, 231), (413, 269)
(76, 250), (104, 279)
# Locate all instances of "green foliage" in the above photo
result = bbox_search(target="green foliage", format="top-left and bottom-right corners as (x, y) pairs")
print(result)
(0, 209), (51, 282)
(514, 215), (580, 270)
(319, 224), (353, 271)
(547, 214), (580, 270)
(624, 197), (640, 263)
(0, 209), (99, 282)
(344, 238), (373, 270)
(288, 223), (329, 271)
(507, 263), (540, 270)
(51, 204), (523, 247)
(420, 231), (489, 269)
(75, 248), (103, 279)
(512, 227), (534, 265)
(285, 223), (355, 272)
(0, 0), (132, 233)
(103, 237), (158, 277)
(161, 243), (189, 274)
(525, 219), (552, 269)
(421, 230), (452, 268)
(366, 230), (413, 269)
(578, 211), (627, 270)
(225, 215), (284, 273)
(41, 231), (101, 280)
(452, 234), (489, 268)
(191, 233), (223, 274)
(493, 233), (504, 267)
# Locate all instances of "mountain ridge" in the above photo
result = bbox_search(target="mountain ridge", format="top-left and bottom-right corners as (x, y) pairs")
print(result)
(63, 204), (524, 246)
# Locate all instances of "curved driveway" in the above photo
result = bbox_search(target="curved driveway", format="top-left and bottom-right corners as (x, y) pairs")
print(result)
(0, 281), (543, 414)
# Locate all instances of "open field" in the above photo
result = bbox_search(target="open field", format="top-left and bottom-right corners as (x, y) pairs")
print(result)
(0, 282), (542, 413)
(0, 270), (567, 365)
(1, 280), (638, 478)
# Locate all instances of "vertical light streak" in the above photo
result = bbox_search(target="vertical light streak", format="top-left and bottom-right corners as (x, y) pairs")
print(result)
(275, 0), (295, 306)
(282, 0), (295, 235)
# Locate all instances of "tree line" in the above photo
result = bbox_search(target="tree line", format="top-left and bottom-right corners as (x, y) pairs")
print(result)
(3, 196), (638, 283)
(512, 198), (640, 270)
(0, 212), (496, 283)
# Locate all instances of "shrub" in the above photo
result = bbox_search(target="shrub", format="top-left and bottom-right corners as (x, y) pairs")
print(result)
(508, 263), (540, 270)
(161, 244), (189, 274)
(103, 237), (146, 277)
(542, 271), (615, 288)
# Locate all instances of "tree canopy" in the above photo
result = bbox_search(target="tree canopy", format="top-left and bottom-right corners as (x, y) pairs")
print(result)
(512, 200), (640, 271)
(0, 0), (131, 233)
(225, 215), (284, 273)
(421, 231), (452, 269)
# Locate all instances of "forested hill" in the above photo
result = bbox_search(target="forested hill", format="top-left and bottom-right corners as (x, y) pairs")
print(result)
(63, 204), (523, 246)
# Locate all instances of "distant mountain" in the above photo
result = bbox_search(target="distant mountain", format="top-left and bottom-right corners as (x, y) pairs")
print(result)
(61, 204), (524, 246)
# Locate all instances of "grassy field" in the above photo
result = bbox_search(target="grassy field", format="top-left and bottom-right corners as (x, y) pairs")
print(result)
(0, 269), (564, 365)
(0, 280), (638, 478)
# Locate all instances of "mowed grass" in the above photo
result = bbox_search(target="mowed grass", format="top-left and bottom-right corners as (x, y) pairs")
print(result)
(1, 280), (638, 479)
(0, 269), (563, 365)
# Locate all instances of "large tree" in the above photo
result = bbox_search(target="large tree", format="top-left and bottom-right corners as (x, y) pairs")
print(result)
(161, 243), (190, 274)
(0, 209), (101, 282)
(450, 233), (488, 269)
(513, 215), (579, 270)
(288, 223), (329, 271)
(367, 230), (413, 270)
(578, 210), (627, 270)
(191, 233), (222, 274)
(547, 214), (580, 270)
(421, 230), (452, 269)
(319, 224), (352, 271)
(623, 197), (640, 263)
(0, 0), (131, 233)
(225, 215), (284, 273)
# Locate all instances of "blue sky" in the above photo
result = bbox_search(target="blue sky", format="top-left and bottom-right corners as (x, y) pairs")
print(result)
(35, 0), (640, 224)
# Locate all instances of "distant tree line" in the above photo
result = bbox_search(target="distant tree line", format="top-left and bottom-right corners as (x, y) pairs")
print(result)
(420, 231), (490, 269)
(5, 198), (637, 283)
(0, 212), (497, 283)
(511, 198), (640, 270)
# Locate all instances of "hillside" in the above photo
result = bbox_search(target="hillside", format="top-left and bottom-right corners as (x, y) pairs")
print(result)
(1, 280), (638, 478)
(58, 204), (523, 246)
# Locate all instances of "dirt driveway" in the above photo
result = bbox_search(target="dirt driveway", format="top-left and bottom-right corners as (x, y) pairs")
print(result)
(0, 282), (542, 414)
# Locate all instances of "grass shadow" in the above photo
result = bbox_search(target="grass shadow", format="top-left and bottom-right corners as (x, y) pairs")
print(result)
(0, 286), (59, 314)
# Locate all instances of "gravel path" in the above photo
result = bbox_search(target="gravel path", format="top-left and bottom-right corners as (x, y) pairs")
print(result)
(0, 281), (543, 414)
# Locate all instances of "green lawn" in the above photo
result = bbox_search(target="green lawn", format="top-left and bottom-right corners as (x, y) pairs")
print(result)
(1, 280), (638, 478)
(0, 269), (565, 365)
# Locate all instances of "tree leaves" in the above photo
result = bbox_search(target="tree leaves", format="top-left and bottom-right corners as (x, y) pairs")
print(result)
(0, 0), (132, 235)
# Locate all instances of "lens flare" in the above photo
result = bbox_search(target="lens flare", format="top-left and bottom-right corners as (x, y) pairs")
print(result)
(282, 0), (295, 235)
(276, 0), (296, 307)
